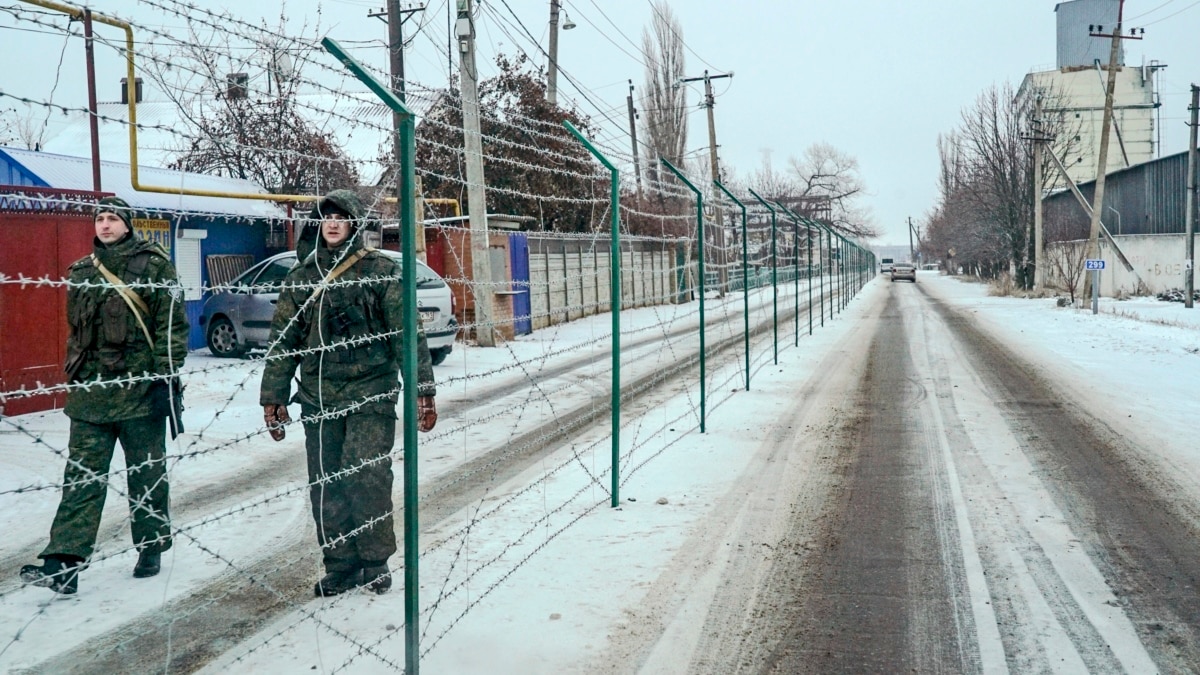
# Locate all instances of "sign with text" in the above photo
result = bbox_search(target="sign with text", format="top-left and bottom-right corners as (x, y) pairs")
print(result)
(134, 218), (172, 257)
(1085, 259), (1106, 271)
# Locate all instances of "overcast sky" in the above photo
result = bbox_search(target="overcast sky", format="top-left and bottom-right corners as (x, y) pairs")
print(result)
(2, 0), (1197, 244)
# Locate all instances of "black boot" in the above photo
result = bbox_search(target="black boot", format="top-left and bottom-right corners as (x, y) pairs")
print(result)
(362, 563), (391, 595)
(314, 569), (363, 597)
(133, 551), (161, 578)
(20, 556), (81, 595)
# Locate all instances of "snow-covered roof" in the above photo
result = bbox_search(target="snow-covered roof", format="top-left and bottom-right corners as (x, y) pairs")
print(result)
(0, 146), (286, 219)
(38, 92), (417, 187)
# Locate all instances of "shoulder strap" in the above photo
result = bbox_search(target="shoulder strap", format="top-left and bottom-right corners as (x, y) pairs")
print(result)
(310, 247), (374, 302)
(126, 250), (153, 277)
(91, 254), (154, 348)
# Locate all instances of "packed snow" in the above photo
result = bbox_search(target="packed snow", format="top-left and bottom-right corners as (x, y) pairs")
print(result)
(1, 271), (1198, 673)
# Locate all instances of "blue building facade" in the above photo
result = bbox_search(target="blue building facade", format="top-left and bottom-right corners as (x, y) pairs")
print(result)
(0, 147), (286, 349)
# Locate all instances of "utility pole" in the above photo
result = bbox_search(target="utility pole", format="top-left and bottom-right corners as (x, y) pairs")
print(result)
(372, 2), (426, 253)
(455, 0), (495, 346)
(371, 2), (426, 104)
(907, 216), (914, 263)
(1083, 0), (1133, 299)
(83, 9), (101, 191)
(547, 0), (560, 106)
(546, 1), (574, 106)
(1032, 94), (1046, 290)
(681, 70), (733, 293)
(1186, 84), (1198, 308)
(626, 80), (642, 194)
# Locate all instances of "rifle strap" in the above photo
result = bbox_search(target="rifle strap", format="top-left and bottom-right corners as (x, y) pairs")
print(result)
(92, 254), (154, 349)
(310, 247), (373, 303)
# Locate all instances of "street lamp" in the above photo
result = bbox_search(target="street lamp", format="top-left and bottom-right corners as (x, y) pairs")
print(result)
(547, 1), (573, 106)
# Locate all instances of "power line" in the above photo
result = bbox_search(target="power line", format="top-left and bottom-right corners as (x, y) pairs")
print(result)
(1128, 0), (1177, 20)
(483, 0), (630, 140)
(1142, 0), (1200, 24)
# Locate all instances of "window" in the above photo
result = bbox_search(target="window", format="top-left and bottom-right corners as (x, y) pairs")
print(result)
(251, 258), (294, 292)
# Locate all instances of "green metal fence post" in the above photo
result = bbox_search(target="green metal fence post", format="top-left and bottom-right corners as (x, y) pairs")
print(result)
(661, 158), (706, 433)
(714, 180), (750, 391)
(854, 245), (859, 294)
(563, 121), (621, 507)
(835, 227), (844, 312)
(747, 189), (778, 364)
(807, 220), (813, 335)
(829, 227), (837, 316)
(774, 201), (802, 346)
(321, 37), (420, 675)
(844, 234), (854, 307)
(817, 219), (825, 326)
(793, 216), (799, 346)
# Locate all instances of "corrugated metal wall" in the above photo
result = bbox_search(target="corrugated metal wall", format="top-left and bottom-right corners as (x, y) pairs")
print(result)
(0, 211), (94, 415)
(526, 235), (681, 331)
(1043, 151), (1195, 237)
(1056, 0), (1122, 69)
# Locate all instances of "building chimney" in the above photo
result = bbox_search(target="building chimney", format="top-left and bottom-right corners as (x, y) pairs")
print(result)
(120, 77), (143, 104)
(226, 73), (249, 100)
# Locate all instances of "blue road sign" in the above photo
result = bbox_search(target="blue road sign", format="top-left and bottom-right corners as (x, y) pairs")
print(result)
(1085, 259), (1106, 271)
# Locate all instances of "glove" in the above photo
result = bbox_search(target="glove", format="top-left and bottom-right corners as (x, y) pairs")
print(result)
(417, 396), (437, 433)
(263, 404), (291, 441)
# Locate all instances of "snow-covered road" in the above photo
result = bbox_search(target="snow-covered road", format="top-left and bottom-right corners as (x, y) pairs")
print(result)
(3, 272), (1200, 673)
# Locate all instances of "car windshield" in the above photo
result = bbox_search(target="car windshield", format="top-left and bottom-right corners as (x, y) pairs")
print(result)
(227, 252), (445, 294)
(249, 258), (293, 292)
(414, 261), (444, 288)
(380, 252), (445, 288)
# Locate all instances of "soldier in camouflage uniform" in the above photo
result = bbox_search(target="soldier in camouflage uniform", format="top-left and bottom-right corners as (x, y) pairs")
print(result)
(260, 190), (438, 597)
(20, 197), (189, 595)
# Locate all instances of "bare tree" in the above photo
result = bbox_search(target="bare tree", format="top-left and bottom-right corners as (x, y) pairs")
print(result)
(746, 151), (799, 202)
(1044, 220), (1088, 305)
(787, 142), (876, 238)
(923, 82), (1077, 286)
(142, 17), (358, 195)
(172, 97), (359, 195)
(415, 54), (601, 232)
(0, 107), (19, 147)
(640, 1), (687, 196)
(0, 105), (50, 150)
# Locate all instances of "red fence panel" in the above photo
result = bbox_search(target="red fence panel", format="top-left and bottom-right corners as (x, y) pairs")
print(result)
(1, 187), (104, 415)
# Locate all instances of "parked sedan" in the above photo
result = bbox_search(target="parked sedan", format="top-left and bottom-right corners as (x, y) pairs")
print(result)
(200, 250), (458, 364)
(890, 262), (917, 283)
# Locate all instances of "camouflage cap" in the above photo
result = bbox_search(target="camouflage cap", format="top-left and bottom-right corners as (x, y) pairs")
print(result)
(310, 189), (365, 225)
(95, 196), (133, 230)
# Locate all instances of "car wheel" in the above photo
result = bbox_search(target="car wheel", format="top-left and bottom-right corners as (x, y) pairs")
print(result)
(430, 346), (450, 366)
(206, 316), (245, 358)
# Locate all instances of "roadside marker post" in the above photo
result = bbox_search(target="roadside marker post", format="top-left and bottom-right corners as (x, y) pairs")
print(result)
(1086, 259), (1105, 314)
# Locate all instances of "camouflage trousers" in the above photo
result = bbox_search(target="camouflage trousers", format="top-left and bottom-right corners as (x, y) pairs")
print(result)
(42, 416), (172, 561)
(302, 409), (397, 573)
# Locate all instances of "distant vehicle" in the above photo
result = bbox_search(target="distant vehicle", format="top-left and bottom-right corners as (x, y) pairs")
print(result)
(881, 257), (895, 274)
(200, 250), (458, 364)
(890, 262), (917, 283)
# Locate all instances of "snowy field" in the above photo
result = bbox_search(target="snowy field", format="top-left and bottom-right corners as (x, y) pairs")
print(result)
(2, 271), (1198, 673)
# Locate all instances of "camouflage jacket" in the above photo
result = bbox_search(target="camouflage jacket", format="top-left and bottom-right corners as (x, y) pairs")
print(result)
(64, 234), (189, 423)
(259, 238), (436, 417)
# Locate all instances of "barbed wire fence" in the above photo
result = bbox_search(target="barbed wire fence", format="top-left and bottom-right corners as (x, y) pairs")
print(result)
(0, 1), (872, 671)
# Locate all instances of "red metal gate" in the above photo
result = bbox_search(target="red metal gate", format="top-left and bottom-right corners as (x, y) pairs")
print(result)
(0, 187), (106, 415)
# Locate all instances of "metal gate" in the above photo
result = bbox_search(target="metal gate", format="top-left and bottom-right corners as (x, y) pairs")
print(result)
(509, 233), (531, 335)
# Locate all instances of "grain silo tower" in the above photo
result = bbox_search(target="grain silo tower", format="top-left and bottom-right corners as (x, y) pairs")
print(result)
(1018, 0), (1163, 188)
